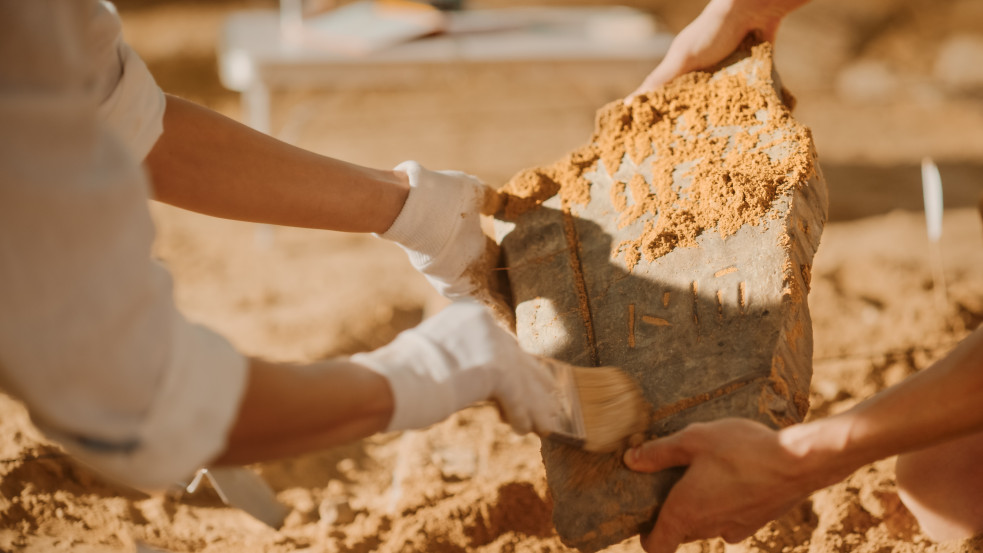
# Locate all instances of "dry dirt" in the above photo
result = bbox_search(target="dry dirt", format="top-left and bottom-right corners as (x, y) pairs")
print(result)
(2, 1), (983, 552)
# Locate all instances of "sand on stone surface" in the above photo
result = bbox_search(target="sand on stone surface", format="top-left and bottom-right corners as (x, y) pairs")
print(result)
(2, 1), (983, 552)
(500, 40), (817, 269)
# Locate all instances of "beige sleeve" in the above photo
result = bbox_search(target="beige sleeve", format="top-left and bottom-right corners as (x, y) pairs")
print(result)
(0, 1), (247, 489)
(91, 1), (166, 162)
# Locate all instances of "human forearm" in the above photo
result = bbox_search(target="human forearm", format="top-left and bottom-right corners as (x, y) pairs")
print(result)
(147, 95), (503, 300)
(780, 325), (983, 487)
(730, 0), (811, 35)
(699, 0), (810, 41)
(623, 327), (983, 551)
(214, 301), (567, 466)
(145, 94), (408, 233)
(214, 357), (394, 465)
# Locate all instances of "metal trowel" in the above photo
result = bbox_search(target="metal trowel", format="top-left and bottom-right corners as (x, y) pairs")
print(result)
(185, 466), (289, 528)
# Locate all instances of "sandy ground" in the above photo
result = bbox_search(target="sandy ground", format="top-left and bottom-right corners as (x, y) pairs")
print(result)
(3, 0), (983, 552)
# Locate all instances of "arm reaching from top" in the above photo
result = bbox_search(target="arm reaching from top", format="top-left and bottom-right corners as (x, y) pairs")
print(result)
(624, 325), (983, 552)
(629, 0), (810, 99)
(145, 95), (409, 234)
(146, 95), (493, 299)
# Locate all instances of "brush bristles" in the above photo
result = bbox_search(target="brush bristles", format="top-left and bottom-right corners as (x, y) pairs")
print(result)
(574, 366), (648, 453)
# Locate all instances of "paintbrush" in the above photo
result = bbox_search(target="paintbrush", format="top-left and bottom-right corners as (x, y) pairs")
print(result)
(541, 359), (649, 453)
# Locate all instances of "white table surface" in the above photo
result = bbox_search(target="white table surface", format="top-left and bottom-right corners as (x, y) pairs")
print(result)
(218, 6), (673, 133)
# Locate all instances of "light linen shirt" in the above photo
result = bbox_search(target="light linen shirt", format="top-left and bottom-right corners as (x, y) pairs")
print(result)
(0, 1), (247, 489)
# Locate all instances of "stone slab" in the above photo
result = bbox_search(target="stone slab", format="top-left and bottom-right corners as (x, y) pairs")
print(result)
(494, 42), (829, 552)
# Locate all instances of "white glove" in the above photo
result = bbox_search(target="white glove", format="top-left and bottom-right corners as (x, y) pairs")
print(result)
(350, 301), (562, 434)
(381, 161), (490, 299)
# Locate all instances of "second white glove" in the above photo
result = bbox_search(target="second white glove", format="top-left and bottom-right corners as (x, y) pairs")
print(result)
(350, 301), (562, 435)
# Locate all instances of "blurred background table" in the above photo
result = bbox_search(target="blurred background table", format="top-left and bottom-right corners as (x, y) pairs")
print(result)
(218, 6), (673, 134)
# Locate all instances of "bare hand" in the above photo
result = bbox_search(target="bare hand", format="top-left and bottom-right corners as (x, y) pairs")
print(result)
(623, 418), (824, 552)
(628, 0), (806, 100)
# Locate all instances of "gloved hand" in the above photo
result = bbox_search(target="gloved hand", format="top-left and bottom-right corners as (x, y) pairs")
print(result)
(381, 161), (494, 299)
(350, 301), (563, 434)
